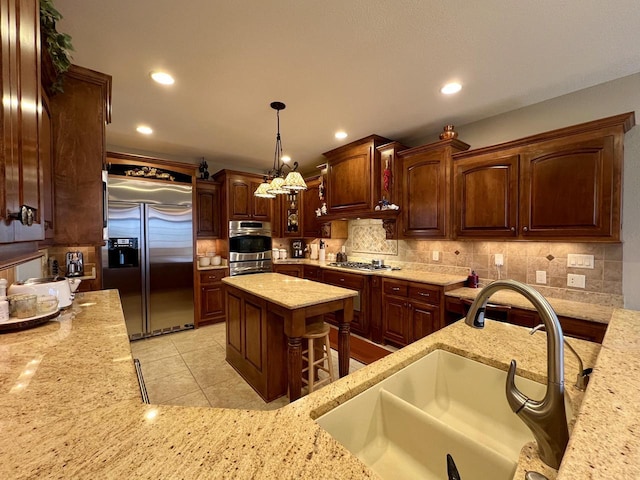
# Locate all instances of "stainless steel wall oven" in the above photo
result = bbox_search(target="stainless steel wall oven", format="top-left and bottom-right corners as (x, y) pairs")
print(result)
(228, 221), (273, 276)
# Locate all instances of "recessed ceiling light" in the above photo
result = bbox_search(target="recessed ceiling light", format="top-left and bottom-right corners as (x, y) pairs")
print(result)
(440, 82), (462, 95)
(335, 131), (348, 140)
(136, 125), (153, 135)
(150, 71), (175, 85)
(281, 155), (291, 163)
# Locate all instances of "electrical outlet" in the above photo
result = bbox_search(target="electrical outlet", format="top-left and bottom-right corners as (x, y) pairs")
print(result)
(494, 253), (504, 266)
(432, 251), (439, 261)
(567, 273), (586, 288)
(536, 271), (547, 284)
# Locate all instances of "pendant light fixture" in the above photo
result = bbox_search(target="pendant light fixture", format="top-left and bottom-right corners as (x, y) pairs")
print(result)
(254, 101), (307, 198)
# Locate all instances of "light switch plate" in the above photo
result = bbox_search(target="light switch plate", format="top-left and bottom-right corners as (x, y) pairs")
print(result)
(432, 251), (439, 261)
(494, 253), (504, 266)
(567, 254), (594, 269)
(536, 271), (547, 284)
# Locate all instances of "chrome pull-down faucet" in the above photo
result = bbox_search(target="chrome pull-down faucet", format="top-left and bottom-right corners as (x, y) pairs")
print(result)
(464, 280), (569, 470)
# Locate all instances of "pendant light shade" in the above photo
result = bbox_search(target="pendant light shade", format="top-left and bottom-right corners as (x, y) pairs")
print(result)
(267, 176), (288, 194)
(254, 101), (307, 198)
(283, 171), (307, 191)
(254, 181), (276, 198)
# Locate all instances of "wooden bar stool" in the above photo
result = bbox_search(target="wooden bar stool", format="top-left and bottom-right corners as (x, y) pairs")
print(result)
(301, 322), (336, 394)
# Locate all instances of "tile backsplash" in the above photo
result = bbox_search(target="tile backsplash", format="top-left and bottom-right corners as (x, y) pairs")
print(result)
(343, 219), (624, 307)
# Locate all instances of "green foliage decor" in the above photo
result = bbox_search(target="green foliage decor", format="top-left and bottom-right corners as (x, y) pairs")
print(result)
(39, 0), (74, 93)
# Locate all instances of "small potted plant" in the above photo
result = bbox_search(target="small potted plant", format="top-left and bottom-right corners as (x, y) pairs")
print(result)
(40, 0), (74, 94)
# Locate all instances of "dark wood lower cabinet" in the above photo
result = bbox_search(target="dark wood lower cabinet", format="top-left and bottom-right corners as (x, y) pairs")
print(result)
(322, 270), (369, 337)
(196, 269), (227, 326)
(273, 264), (303, 278)
(445, 296), (607, 343)
(381, 278), (446, 347)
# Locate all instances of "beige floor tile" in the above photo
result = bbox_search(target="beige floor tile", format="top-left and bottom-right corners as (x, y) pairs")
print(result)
(139, 354), (190, 382)
(170, 325), (223, 354)
(202, 376), (267, 409)
(163, 389), (211, 408)
(130, 337), (180, 364)
(146, 370), (202, 404)
(182, 350), (239, 389)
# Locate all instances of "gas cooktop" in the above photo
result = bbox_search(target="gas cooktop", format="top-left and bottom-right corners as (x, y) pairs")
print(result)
(327, 261), (401, 271)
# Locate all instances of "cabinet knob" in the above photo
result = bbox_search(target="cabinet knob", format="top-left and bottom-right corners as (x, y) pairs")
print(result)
(340, 278), (345, 282)
(523, 226), (529, 232)
(418, 292), (429, 297)
(392, 287), (400, 291)
(510, 226), (516, 232)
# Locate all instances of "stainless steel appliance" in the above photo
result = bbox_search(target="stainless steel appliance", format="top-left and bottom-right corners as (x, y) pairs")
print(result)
(228, 220), (272, 276)
(102, 176), (194, 339)
(65, 251), (84, 277)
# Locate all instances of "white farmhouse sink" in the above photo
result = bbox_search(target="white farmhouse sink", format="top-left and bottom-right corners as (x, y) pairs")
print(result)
(316, 349), (573, 480)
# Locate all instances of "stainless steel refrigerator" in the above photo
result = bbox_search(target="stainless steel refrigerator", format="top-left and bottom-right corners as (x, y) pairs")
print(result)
(103, 176), (194, 339)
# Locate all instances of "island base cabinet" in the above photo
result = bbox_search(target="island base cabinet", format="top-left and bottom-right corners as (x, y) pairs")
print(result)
(225, 289), (287, 402)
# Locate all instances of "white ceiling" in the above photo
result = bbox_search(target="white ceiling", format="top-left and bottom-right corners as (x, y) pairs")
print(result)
(55, 0), (640, 175)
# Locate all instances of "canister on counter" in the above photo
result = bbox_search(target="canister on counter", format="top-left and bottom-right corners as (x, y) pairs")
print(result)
(467, 270), (479, 288)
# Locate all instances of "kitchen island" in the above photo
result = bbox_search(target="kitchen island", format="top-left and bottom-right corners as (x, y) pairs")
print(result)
(1, 289), (638, 479)
(222, 273), (357, 401)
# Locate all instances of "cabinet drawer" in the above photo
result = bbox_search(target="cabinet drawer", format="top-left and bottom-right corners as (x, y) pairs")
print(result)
(383, 280), (408, 297)
(408, 283), (440, 305)
(199, 269), (227, 284)
(322, 270), (365, 290)
(303, 266), (322, 280)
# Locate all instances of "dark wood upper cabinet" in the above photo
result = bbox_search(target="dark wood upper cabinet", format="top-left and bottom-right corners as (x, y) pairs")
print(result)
(398, 139), (470, 238)
(196, 180), (221, 238)
(50, 65), (112, 246)
(520, 132), (618, 239)
(453, 112), (634, 241)
(453, 152), (520, 238)
(323, 135), (392, 216)
(0, 0), (44, 245)
(301, 176), (322, 238)
(212, 170), (273, 237)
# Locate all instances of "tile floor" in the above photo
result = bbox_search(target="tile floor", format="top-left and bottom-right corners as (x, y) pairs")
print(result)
(129, 323), (365, 411)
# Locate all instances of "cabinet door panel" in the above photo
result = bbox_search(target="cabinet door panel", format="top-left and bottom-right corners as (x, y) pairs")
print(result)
(201, 285), (224, 321)
(196, 182), (220, 238)
(411, 301), (439, 341)
(230, 178), (250, 219)
(251, 180), (271, 220)
(382, 296), (409, 346)
(454, 153), (519, 238)
(226, 291), (242, 353)
(402, 149), (448, 238)
(327, 145), (371, 212)
(520, 134), (617, 238)
(244, 298), (264, 370)
(302, 177), (322, 238)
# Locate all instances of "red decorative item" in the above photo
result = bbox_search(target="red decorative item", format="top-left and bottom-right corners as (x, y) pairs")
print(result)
(383, 156), (392, 193)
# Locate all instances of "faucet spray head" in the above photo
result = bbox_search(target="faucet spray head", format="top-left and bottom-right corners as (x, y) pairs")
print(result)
(465, 305), (486, 328)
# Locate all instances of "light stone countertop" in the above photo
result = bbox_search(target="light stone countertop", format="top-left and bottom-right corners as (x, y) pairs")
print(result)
(1, 289), (638, 479)
(222, 272), (357, 309)
(273, 258), (469, 286)
(446, 287), (614, 324)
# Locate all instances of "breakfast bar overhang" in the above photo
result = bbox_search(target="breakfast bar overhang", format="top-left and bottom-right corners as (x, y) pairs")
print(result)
(222, 273), (357, 401)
